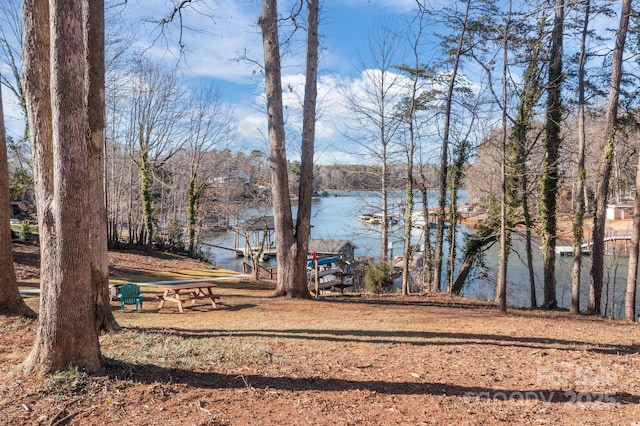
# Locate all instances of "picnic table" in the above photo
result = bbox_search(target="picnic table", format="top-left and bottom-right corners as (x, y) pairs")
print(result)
(153, 280), (223, 313)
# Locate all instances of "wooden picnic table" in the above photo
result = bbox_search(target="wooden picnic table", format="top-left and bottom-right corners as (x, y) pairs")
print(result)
(155, 282), (222, 313)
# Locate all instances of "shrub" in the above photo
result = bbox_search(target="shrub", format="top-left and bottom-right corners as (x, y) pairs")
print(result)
(19, 220), (32, 243)
(364, 261), (394, 294)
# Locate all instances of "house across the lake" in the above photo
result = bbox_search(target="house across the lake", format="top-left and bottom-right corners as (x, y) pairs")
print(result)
(606, 204), (633, 220)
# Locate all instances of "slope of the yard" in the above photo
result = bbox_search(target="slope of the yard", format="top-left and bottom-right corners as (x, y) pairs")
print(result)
(1, 244), (639, 425)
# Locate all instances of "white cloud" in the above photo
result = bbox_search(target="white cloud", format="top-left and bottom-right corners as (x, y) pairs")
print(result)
(0, 73), (24, 141)
(127, 0), (265, 84)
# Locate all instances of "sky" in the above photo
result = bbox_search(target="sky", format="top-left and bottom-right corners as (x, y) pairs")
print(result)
(118, 0), (424, 164)
(0, 1), (623, 166)
(0, 0), (426, 165)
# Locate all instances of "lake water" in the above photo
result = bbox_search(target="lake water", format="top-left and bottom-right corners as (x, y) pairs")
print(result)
(200, 190), (637, 318)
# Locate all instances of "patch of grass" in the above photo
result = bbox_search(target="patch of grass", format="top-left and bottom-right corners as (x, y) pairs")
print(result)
(101, 329), (277, 369)
(0, 317), (36, 333)
(39, 366), (89, 400)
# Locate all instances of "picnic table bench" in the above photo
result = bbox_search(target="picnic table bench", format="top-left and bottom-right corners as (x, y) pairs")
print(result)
(112, 276), (250, 312)
(154, 281), (222, 313)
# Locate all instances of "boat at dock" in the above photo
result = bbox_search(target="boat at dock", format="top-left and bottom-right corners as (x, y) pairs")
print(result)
(358, 212), (399, 225)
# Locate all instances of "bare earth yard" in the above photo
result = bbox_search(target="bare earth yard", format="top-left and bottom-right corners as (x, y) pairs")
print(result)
(1, 243), (640, 425)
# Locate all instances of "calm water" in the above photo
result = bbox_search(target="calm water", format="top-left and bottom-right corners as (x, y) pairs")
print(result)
(200, 190), (637, 318)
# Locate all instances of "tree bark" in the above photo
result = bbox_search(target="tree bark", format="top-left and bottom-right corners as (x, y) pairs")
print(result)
(589, 0), (630, 315)
(85, 0), (120, 332)
(21, 0), (103, 375)
(0, 78), (36, 318)
(401, 113), (415, 296)
(452, 232), (498, 295)
(625, 145), (640, 321)
(539, 0), (564, 309)
(293, 0), (318, 292)
(432, 0), (470, 293)
(259, 0), (317, 298)
(496, 0), (512, 314)
(571, 0), (590, 315)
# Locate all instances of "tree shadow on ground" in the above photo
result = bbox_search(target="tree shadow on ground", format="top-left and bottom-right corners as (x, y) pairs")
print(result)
(126, 326), (640, 355)
(323, 295), (498, 311)
(111, 303), (257, 314)
(104, 358), (638, 405)
(320, 295), (633, 324)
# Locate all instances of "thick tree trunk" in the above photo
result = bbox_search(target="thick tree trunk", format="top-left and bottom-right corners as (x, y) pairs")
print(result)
(85, 0), (119, 332)
(539, 0), (564, 309)
(0, 81), (36, 318)
(294, 0), (318, 293)
(21, 0), (103, 375)
(259, 0), (315, 298)
(589, 0), (630, 315)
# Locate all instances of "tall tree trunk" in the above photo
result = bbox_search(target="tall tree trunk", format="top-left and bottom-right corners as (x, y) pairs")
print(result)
(260, 0), (317, 298)
(571, 0), (590, 315)
(400, 19), (425, 296)
(420, 187), (433, 285)
(381, 154), (389, 263)
(496, 0), (512, 314)
(22, 0), (103, 375)
(513, 14), (546, 310)
(401, 116), (415, 296)
(85, 0), (119, 332)
(186, 176), (202, 257)
(0, 78), (36, 318)
(589, 0), (630, 315)
(432, 0), (470, 292)
(138, 154), (154, 249)
(539, 0), (564, 309)
(447, 140), (469, 294)
(625, 139), (640, 321)
(294, 0), (319, 293)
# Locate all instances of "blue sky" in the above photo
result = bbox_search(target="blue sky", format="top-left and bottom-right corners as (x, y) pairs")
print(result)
(0, 0), (425, 164)
(119, 0), (424, 164)
(2, 1), (621, 165)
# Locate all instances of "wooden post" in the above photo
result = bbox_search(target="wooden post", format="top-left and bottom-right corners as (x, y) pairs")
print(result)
(314, 258), (319, 298)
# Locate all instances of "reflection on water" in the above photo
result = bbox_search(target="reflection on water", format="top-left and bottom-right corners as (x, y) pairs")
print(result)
(199, 191), (637, 319)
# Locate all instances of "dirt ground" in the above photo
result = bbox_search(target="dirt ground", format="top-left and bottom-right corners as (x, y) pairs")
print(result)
(2, 236), (640, 425)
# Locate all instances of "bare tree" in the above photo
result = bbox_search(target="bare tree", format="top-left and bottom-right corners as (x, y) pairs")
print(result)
(0, 78), (36, 318)
(183, 86), (236, 256)
(571, 0), (591, 315)
(21, 0), (103, 374)
(590, 0), (632, 315)
(424, 0), (471, 292)
(395, 13), (427, 296)
(259, 0), (319, 298)
(495, 0), (512, 314)
(340, 19), (404, 264)
(0, 0), (27, 142)
(126, 58), (187, 248)
(539, 0), (564, 309)
(626, 128), (640, 322)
